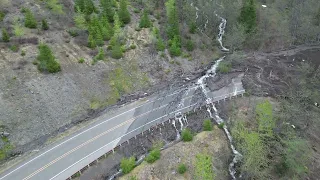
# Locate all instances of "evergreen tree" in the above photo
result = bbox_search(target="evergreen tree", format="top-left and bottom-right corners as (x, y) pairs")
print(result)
(169, 36), (181, 56)
(74, 0), (85, 12)
(111, 43), (123, 59)
(156, 38), (165, 51)
(37, 44), (61, 73)
(42, 19), (49, 30)
(165, 0), (179, 39)
(101, 15), (113, 40)
(238, 0), (257, 33)
(88, 30), (97, 48)
(110, 13), (122, 46)
(100, 0), (114, 22)
(83, 0), (96, 15)
(118, 0), (131, 24)
(139, 10), (151, 28)
(2, 28), (10, 42)
(24, 9), (37, 29)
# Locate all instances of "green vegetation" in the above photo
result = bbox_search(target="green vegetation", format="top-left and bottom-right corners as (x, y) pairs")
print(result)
(9, 44), (19, 52)
(129, 176), (138, 180)
(256, 100), (274, 136)
(145, 148), (161, 163)
(13, 20), (24, 37)
(46, 0), (64, 14)
(41, 19), (49, 30)
(0, 143), (13, 161)
(194, 153), (215, 180)
(111, 43), (123, 59)
(189, 21), (196, 34)
(0, 11), (5, 22)
(177, 163), (187, 174)
(119, 0), (131, 24)
(74, 10), (87, 30)
(166, 0), (181, 56)
(238, 0), (257, 34)
(2, 28), (10, 42)
(100, 0), (115, 22)
(139, 10), (151, 28)
(203, 119), (212, 131)
(74, 0), (96, 16)
(36, 44), (61, 73)
(181, 128), (193, 142)
(24, 9), (37, 29)
(68, 28), (79, 37)
(78, 58), (85, 63)
(120, 156), (136, 174)
(21, 50), (26, 56)
(218, 122), (224, 129)
(217, 61), (231, 73)
(185, 39), (194, 51)
(93, 48), (105, 63)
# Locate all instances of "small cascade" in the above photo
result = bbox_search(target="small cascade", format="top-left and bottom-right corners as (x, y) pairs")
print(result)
(215, 14), (229, 52)
(183, 115), (188, 125)
(211, 103), (242, 180)
(172, 120), (181, 140)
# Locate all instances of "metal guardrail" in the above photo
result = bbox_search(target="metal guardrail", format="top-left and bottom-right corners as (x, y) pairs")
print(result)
(66, 90), (246, 180)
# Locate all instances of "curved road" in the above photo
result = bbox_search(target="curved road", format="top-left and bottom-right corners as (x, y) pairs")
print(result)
(0, 74), (244, 180)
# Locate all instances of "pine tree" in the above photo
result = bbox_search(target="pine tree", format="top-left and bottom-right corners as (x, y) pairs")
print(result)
(88, 31), (96, 48)
(139, 10), (151, 28)
(42, 19), (49, 30)
(110, 13), (122, 46)
(111, 43), (123, 59)
(165, 0), (179, 39)
(169, 35), (181, 56)
(24, 9), (37, 29)
(2, 28), (10, 42)
(118, 0), (131, 24)
(100, 0), (114, 22)
(37, 44), (61, 73)
(74, 0), (85, 12)
(101, 15), (113, 40)
(239, 0), (257, 33)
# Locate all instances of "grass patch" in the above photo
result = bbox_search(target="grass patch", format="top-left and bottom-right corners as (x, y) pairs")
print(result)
(217, 61), (232, 73)
(203, 119), (212, 131)
(194, 153), (215, 180)
(68, 28), (79, 37)
(121, 156), (136, 174)
(0, 138), (13, 161)
(181, 128), (193, 142)
(145, 148), (161, 163)
(177, 163), (187, 174)
(46, 0), (64, 14)
(0, 11), (5, 22)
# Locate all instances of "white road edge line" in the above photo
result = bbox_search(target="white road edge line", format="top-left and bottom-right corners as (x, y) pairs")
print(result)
(0, 89), (184, 179)
(49, 103), (198, 180)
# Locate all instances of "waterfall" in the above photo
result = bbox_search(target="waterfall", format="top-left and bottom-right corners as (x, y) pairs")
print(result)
(216, 14), (229, 52)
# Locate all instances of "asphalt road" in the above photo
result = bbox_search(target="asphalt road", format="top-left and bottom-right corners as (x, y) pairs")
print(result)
(0, 74), (245, 180)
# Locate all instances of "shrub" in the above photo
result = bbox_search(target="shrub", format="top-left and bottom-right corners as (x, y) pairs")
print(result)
(36, 44), (61, 73)
(181, 128), (193, 142)
(111, 43), (123, 59)
(118, 0), (131, 24)
(2, 28), (10, 42)
(0, 11), (5, 22)
(21, 50), (26, 56)
(203, 119), (212, 131)
(93, 48), (105, 62)
(68, 28), (79, 37)
(185, 39), (194, 51)
(24, 9), (37, 29)
(145, 148), (161, 163)
(217, 61), (231, 73)
(130, 44), (136, 49)
(46, 0), (64, 14)
(177, 163), (187, 174)
(189, 21), (197, 34)
(156, 38), (166, 51)
(139, 10), (151, 28)
(169, 41), (181, 56)
(13, 22), (24, 37)
(9, 44), (19, 52)
(41, 19), (49, 30)
(218, 122), (224, 129)
(120, 157), (135, 174)
(78, 58), (85, 63)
